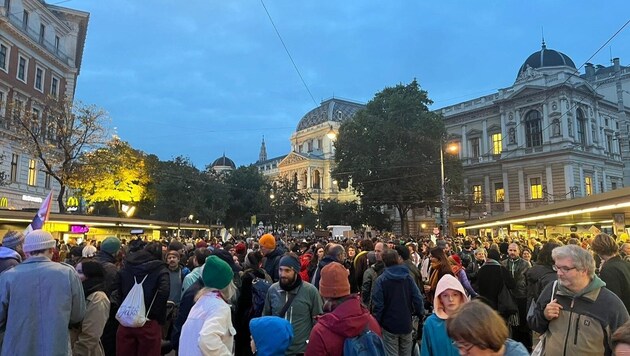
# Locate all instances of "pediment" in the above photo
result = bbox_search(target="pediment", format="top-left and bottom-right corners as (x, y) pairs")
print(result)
(505, 85), (546, 100)
(467, 128), (482, 137)
(278, 152), (309, 167)
(487, 124), (502, 133)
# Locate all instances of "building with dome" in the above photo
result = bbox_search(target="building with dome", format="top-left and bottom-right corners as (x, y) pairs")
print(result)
(211, 153), (236, 173)
(432, 42), (630, 235)
(256, 98), (365, 207)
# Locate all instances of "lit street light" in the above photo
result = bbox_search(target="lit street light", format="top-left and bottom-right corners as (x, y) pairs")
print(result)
(440, 143), (458, 235)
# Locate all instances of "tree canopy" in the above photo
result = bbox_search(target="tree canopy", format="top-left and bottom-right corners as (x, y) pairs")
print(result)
(333, 79), (462, 234)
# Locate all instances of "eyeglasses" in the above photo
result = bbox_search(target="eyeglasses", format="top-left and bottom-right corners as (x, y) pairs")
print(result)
(552, 265), (578, 273)
(452, 341), (475, 352)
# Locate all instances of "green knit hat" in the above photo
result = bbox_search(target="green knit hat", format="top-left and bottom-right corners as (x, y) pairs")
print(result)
(101, 236), (121, 255)
(202, 255), (233, 290)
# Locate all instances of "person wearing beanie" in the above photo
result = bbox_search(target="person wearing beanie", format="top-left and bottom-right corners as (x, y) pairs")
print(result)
(250, 316), (294, 356)
(114, 242), (170, 356)
(0, 230), (25, 273)
(0, 230), (86, 355)
(93, 236), (122, 356)
(178, 256), (237, 356)
(421, 274), (470, 356)
(371, 249), (424, 356)
(259, 233), (284, 282)
(305, 262), (381, 356)
(263, 253), (323, 355)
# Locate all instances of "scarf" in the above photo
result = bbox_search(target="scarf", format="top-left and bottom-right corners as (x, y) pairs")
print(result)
(280, 273), (303, 292)
(82, 278), (106, 298)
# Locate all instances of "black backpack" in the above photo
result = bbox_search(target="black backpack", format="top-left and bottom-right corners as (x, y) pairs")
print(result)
(248, 272), (272, 318)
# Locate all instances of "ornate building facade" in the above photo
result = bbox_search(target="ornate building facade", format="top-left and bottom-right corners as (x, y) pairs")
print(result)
(0, 0), (88, 211)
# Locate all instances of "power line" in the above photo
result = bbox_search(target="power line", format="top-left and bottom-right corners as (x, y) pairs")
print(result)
(259, 0), (318, 107)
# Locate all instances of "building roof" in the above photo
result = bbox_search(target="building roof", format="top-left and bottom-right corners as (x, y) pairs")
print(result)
(211, 154), (236, 169)
(296, 98), (365, 132)
(517, 42), (576, 79)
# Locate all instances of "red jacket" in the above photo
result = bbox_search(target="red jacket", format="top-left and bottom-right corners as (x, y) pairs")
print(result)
(299, 253), (313, 282)
(305, 294), (381, 356)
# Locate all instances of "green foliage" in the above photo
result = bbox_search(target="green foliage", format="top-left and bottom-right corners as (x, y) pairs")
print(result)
(223, 165), (270, 229)
(270, 177), (311, 228)
(333, 79), (462, 234)
(319, 199), (392, 231)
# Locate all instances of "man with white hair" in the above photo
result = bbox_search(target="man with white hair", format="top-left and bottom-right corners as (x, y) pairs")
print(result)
(0, 230), (86, 355)
(527, 245), (629, 356)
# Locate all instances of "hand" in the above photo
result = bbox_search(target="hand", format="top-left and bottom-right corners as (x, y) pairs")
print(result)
(544, 299), (563, 321)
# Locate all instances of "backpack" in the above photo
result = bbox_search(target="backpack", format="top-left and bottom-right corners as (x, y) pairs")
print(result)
(115, 275), (157, 328)
(343, 326), (386, 356)
(249, 272), (273, 318)
(459, 250), (473, 268)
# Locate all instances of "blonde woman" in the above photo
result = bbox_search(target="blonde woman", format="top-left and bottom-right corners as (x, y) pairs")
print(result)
(179, 256), (237, 356)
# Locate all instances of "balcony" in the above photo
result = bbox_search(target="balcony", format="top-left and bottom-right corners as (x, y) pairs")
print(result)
(2, 9), (72, 66)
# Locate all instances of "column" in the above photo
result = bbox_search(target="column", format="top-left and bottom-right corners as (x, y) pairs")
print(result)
(484, 175), (491, 212)
(545, 165), (554, 202)
(461, 125), (468, 158)
(482, 120), (488, 159)
(564, 164), (575, 198)
(503, 171), (510, 212)
(518, 169), (526, 210)
(542, 103), (550, 143)
(517, 110), (526, 148)
(593, 169), (600, 194)
(500, 112), (508, 152)
(579, 165), (585, 197)
(602, 169), (608, 192)
(561, 99), (569, 138)
(307, 167), (311, 189)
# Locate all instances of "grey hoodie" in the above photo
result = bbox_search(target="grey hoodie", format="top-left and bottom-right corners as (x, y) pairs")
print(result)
(0, 247), (21, 274)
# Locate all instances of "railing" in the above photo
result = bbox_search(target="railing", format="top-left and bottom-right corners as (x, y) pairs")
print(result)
(4, 11), (72, 66)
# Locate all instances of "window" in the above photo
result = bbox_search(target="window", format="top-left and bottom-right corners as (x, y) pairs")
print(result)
(530, 177), (543, 200)
(492, 133), (502, 154)
(10, 154), (18, 182)
(35, 67), (43, 91)
(54, 36), (60, 51)
(607, 135), (613, 154)
(612, 182), (617, 190)
(312, 170), (321, 189)
(12, 99), (23, 128)
(0, 44), (8, 71)
(317, 138), (322, 150)
(472, 185), (483, 204)
(525, 110), (543, 147)
(494, 182), (504, 202)
(51, 76), (59, 97)
(307, 140), (313, 152)
(577, 109), (587, 145)
(17, 56), (27, 82)
(469, 137), (480, 158)
(22, 10), (28, 29)
(46, 115), (56, 141)
(39, 24), (45, 44)
(27, 159), (36, 186)
(44, 172), (51, 189)
(585, 176), (593, 196)
(5, 0), (10, 11)
(31, 108), (40, 134)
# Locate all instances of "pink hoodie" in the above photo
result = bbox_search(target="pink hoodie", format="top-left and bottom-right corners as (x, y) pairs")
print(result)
(433, 274), (470, 319)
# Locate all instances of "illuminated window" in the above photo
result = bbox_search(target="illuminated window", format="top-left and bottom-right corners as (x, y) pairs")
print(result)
(492, 133), (502, 154)
(494, 182), (504, 202)
(585, 176), (593, 196)
(472, 185), (483, 204)
(530, 177), (542, 200)
(27, 159), (36, 186)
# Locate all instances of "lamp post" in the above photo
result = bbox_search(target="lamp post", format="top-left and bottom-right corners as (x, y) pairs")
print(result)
(440, 143), (458, 236)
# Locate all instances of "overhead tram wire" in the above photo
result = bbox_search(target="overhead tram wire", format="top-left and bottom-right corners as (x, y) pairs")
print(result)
(259, 0), (318, 107)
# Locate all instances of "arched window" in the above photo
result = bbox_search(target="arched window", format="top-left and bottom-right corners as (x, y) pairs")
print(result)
(292, 173), (298, 189)
(576, 109), (586, 145)
(301, 171), (308, 190)
(312, 170), (321, 189)
(525, 110), (542, 147)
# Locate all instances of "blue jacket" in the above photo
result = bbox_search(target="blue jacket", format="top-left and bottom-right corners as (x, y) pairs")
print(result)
(420, 314), (459, 356)
(371, 264), (424, 334)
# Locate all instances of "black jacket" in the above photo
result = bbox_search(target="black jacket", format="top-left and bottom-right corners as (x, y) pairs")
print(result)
(263, 247), (284, 282)
(525, 264), (556, 306)
(312, 256), (336, 289)
(599, 255), (630, 313)
(113, 250), (170, 324)
(235, 268), (267, 356)
(94, 250), (119, 296)
(476, 260), (515, 311)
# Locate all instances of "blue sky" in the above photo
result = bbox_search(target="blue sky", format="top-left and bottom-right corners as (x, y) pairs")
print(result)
(71, 0), (630, 168)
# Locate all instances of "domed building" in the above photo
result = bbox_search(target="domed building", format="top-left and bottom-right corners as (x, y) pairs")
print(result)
(211, 153), (236, 173)
(256, 98), (365, 206)
(432, 41), (630, 238)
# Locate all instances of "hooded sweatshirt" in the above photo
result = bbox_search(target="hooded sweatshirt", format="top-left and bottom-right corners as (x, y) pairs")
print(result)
(251, 316), (294, 356)
(0, 247), (21, 274)
(305, 295), (381, 356)
(421, 274), (469, 356)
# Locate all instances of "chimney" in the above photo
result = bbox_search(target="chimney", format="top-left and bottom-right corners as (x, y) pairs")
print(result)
(585, 63), (595, 77)
(613, 57), (620, 72)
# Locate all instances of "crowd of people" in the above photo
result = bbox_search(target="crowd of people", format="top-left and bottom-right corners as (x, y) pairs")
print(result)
(1, 228), (630, 355)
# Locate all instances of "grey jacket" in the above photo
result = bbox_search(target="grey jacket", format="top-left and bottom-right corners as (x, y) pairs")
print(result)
(0, 247), (21, 274)
(0, 256), (86, 356)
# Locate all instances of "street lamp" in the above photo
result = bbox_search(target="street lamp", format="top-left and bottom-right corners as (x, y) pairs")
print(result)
(440, 143), (458, 236)
(326, 125), (337, 140)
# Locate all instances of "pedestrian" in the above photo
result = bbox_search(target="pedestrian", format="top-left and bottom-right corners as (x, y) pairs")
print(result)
(178, 256), (237, 355)
(527, 245), (629, 356)
(259, 233), (284, 282)
(421, 274), (470, 356)
(372, 249), (424, 356)
(263, 253), (323, 355)
(591, 233), (630, 313)
(0, 231), (24, 273)
(612, 321), (630, 355)
(424, 247), (454, 305)
(93, 236), (121, 356)
(476, 249), (515, 312)
(114, 242), (170, 356)
(0, 230), (86, 355)
(312, 243), (345, 289)
(305, 262), (381, 355)
(250, 316), (294, 356)
(361, 242), (385, 310)
(525, 241), (559, 307)
(448, 255), (478, 297)
(447, 300), (529, 355)
(501, 243), (531, 350)
(71, 260), (111, 356)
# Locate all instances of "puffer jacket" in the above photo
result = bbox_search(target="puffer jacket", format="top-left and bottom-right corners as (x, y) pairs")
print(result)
(305, 295), (381, 356)
(527, 276), (629, 356)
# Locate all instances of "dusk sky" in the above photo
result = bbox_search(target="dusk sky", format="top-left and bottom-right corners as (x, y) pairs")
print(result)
(71, 1), (630, 169)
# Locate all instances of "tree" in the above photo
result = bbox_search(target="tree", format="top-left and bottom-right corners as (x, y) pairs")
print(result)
(223, 165), (269, 230)
(333, 79), (462, 235)
(71, 138), (149, 215)
(11, 98), (109, 211)
(270, 177), (311, 229)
